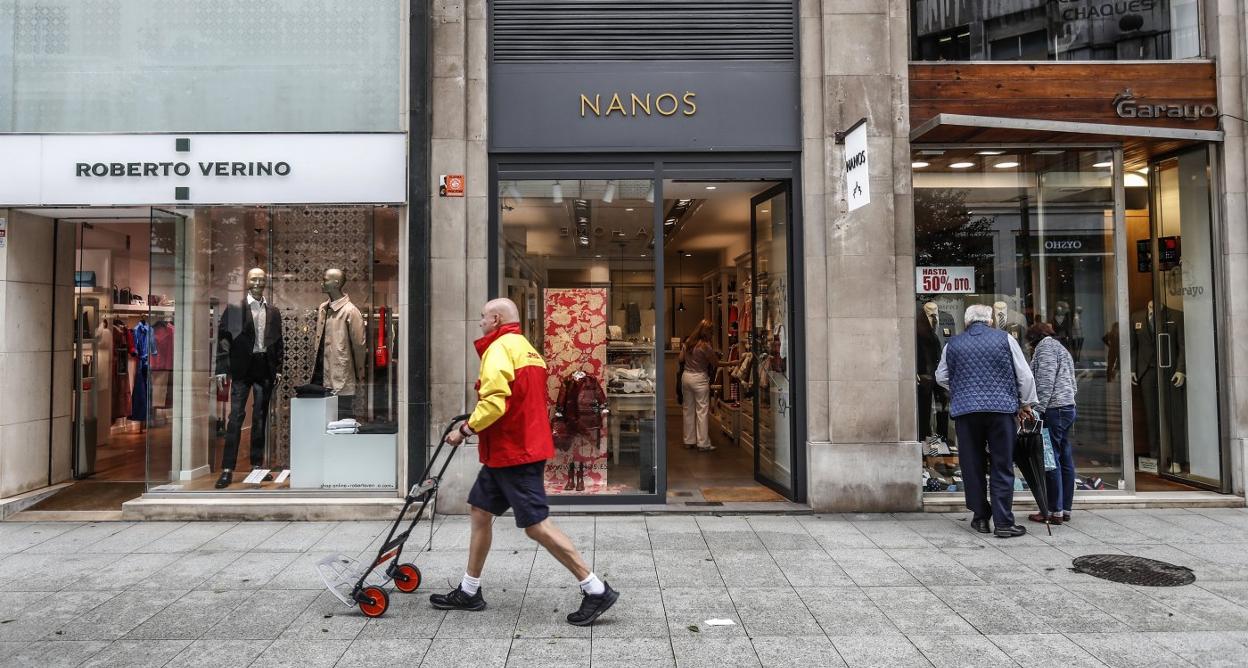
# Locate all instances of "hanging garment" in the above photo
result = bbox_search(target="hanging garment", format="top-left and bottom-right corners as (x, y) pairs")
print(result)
(555, 373), (607, 435)
(111, 322), (131, 419)
(625, 302), (642, 336)
(129, 321), (154, 422)
(375, 306), (390, 368)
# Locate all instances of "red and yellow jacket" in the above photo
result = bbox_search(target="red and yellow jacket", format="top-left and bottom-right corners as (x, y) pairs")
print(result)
(468, 323), (555, 468)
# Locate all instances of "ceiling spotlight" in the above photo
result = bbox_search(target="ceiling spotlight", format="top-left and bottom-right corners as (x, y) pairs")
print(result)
(994, 161), (1020, 169)
(1093, 161), (1112, 168)
(911, 161), (930, 169)
(602, 180), (617, 204)
(950, 162), (975, 169)
(976, 150), (1005, 155)
(625, 208), (634, 212)
(551, 181), (563, 204)
(705, 185), (717, 190)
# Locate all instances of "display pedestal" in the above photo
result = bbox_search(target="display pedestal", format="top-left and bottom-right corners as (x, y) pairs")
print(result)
(290, 395), (395, 490)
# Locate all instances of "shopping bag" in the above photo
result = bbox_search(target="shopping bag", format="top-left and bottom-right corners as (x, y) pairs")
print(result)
(1041, 427), (1057, 472)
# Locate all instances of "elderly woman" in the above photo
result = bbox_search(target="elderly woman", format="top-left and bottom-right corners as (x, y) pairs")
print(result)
(1027, 322), (1078, 525)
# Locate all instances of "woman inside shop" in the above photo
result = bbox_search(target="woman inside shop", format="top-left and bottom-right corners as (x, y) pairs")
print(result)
(1027, 322), (1078, 525)
(678, 319), (732, 452)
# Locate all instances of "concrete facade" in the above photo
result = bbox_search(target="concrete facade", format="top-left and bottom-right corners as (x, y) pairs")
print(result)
(0, 210), (75, 498)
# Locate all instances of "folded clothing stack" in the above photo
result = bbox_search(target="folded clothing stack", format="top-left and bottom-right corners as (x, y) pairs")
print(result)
(327, 418), (360, 435)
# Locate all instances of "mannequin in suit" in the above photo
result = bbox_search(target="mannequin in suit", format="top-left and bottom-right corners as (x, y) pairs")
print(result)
(1130, 300), (1187, 468)
(916, 301), (953, 443)
(992, 300), (1026, 345)
(1050, 301), (1075, 350)
(214, 267), (284, 488)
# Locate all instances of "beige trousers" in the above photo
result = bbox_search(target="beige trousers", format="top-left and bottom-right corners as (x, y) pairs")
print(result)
(681, 371), (711, 448)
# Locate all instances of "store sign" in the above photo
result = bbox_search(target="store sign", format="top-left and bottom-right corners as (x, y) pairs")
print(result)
(1021, 234), (1107, 255)
(490, 62), (799, 152)
(916, 266), (975, 294)
(0, 133), (407, 206)
(440, 174), (465, 197)
(1113, 89), (1218, 122)
(843, 122), (870, 212)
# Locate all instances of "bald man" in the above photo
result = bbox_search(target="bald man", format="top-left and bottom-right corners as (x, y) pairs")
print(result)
(433, 298), (619, 626)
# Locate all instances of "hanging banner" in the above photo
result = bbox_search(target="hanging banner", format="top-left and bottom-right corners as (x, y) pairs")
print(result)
(844, 121), (870, 212)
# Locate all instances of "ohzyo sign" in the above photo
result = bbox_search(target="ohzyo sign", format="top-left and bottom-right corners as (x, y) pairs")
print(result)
(1114, 88), (1218, 122)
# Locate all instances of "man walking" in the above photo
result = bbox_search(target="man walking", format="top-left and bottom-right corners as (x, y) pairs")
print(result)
(435, 298), (619, 625)
(936, 303), (1038, 538)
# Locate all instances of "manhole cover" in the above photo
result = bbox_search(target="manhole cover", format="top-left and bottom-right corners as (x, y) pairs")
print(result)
(1070, 554), (1195, 587)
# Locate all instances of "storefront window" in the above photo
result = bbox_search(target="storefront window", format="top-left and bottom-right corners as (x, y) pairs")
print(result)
(499, 180), (658, 496)
(911, 0), (1201, 61)
(913, 148), (1123, 493)
(72, 206), (400, 493)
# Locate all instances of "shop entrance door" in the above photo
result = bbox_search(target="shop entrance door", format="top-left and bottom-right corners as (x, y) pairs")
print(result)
(145, 208), (182, 490)
(1130, 147), (1225, 490)
(750, 183), (795, 497)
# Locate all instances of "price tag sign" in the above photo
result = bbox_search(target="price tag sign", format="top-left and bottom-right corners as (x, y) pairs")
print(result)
(916, 266), (975, 294)
(243, 468), (272, 484)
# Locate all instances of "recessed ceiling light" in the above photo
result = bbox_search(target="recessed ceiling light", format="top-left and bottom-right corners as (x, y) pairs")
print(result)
(1125, 173), (1149, 187)
(976, 150), (1005, 155)
(950, 162), (975, 169)
(912, 161), (930, 169)
(919, 149), (946, 155)
(595, 254), (602, 258)
(684, 252), (694, 257)
(1093, 161), (1112, 168)
(705, 186), (717, 190)
(625, 208), (634, 212)
(994, 161), (1019, 169)
(1033, 150), (1064, 155)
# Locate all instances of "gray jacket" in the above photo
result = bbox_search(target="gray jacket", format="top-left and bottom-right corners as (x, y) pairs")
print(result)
(1030, 337), (1076, 411)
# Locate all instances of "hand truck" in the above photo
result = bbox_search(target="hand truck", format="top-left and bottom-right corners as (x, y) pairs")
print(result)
(316, 414), (471, 618)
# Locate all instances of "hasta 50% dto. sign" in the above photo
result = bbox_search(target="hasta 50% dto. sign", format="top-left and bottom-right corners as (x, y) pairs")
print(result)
(917, 267), (975, 294)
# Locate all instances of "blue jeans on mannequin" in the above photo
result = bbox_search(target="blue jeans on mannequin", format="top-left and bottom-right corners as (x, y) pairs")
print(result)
(1043, 405), (1077, 516)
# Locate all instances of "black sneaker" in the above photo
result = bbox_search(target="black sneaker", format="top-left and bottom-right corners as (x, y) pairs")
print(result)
(567, 582), (619, 626)
(429, 586), (486, 611)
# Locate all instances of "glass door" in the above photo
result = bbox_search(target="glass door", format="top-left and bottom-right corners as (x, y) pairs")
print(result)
(1138, 148), (1224, 489)
(751, 183), (795, 496)
(145, 208), (182, 490)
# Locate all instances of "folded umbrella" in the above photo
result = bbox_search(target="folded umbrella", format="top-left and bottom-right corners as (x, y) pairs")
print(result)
(1016, 416), (1053, 536)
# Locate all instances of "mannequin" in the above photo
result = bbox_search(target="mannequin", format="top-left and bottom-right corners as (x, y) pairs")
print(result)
(311, 268), (368, 420)
(916, 302), (951, 444)
(214, 267), (284, 488)
(992, 300), (1026, 345)
(1129, 299), (1187, 470)
(1050, 301), (1074, 349)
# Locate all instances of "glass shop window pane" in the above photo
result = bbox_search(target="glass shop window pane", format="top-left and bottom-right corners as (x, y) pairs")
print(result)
(912, 149), (1124, 496)
(148, 205), (400, 492)
(499, 179), (659, 497)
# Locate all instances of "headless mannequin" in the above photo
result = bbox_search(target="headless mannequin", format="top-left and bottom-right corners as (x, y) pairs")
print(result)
(916, 301), (950, 443)
(1132, 301), (1185, 388)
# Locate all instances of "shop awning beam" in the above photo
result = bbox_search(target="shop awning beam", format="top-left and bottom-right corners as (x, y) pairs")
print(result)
(911, 113), (1225, 144)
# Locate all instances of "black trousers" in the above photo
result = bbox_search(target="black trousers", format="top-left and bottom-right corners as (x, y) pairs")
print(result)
(917, 379), (950, 441)
(954, 412), (1017, 527)
(222, 355), (275, 470)
(337, 393), (355, 421)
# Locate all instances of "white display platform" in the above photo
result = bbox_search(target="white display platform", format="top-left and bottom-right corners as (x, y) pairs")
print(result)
(290, 395), (396, 490)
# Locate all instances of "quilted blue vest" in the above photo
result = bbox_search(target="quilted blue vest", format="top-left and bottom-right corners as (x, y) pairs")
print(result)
(945, 322), (1019, 418)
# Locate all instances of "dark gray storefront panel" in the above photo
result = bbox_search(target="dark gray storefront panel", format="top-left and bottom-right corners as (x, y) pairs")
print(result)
(490, 62), (800, 153)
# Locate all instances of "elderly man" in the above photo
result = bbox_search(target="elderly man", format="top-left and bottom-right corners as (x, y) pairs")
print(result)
(936, 303), (1038, 538)
(435, 298), (619, 626)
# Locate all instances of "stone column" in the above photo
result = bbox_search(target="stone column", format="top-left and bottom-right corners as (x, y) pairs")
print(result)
(0, 210), (74, 498)
(801, 0), (921, 511)
(428, 0), (490, 513)
(1210, 0), (1248, 494)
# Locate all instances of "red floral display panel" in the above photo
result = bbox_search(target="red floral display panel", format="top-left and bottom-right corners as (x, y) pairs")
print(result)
(542, 288), (608, 494)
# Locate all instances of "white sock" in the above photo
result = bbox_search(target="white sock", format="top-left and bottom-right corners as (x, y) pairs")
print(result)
(460, 573), (481, 596)
(578, 572), (605, 596)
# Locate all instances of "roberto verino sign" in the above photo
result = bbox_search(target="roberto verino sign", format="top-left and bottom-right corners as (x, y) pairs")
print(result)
(0, 134), (407, 206)
(490, 62), (800, 152)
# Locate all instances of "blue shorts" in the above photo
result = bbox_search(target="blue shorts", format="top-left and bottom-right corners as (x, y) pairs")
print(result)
(467, 461), (550, 528)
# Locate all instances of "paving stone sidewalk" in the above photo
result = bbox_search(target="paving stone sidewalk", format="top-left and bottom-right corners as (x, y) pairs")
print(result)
(2, 508), (1248, 667)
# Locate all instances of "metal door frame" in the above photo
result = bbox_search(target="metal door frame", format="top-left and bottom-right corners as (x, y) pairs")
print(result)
(489, 153), (805, 505)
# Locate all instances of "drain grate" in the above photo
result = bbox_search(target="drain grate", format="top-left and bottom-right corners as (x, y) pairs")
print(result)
(684, 501), (724, 507)
(1071, 554), (1195, 587)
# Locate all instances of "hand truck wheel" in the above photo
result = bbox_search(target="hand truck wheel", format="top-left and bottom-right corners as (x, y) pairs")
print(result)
(358, 586), (390, 618)
(393, 563), (422, 593)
